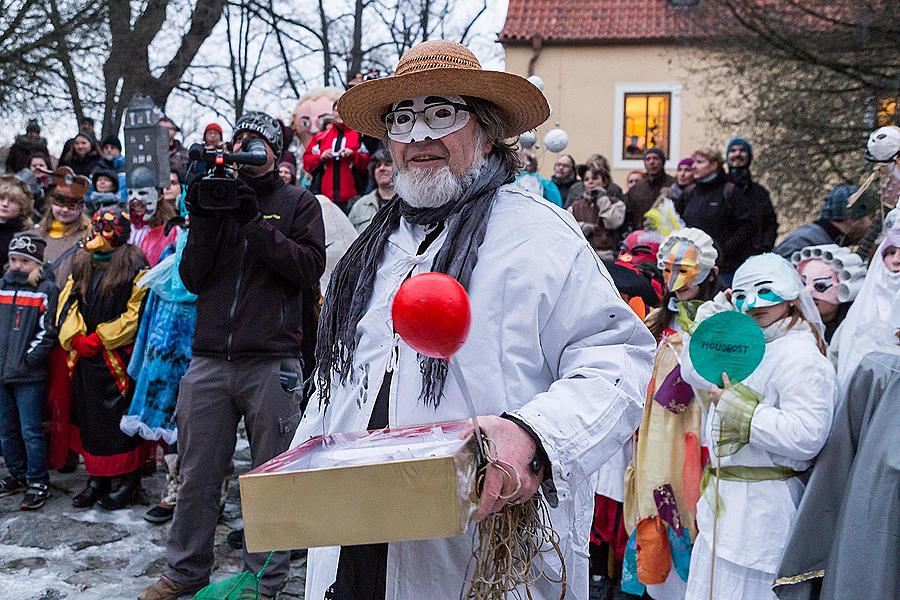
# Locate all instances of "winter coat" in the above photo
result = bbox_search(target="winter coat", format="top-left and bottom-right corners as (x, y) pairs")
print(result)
(624, 172), (675, 231)
(292, 184), (656, 600)
(5, 135), (49, 174)
(58, 152), (101, 178)
(348, 189), (394, 233)
(41, 220), (90, 288)
(675, 171), (755, 274)
(566, 180), (624, 209)
(0, 270), (59, 384)
(179, 171), (326, 361)
(730, 170), (778, 255)
(552, 174), (577, 202)
(303, 125), (370, 206)
(774, 220), (844, 260)
(569, 192), (626, 255)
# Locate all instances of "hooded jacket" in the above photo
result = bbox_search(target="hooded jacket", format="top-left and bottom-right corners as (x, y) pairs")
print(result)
(179, 171), (326, 361)
(0, 269), (59, 384)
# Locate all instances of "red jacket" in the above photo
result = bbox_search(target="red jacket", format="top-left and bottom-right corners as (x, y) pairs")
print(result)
(303, 125), (370, 205)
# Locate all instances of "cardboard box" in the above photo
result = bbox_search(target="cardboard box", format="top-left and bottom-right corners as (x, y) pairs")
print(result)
(240, 420), (478, 552)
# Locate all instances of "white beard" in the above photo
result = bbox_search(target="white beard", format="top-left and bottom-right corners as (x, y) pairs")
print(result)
(393, 152), (486, 209)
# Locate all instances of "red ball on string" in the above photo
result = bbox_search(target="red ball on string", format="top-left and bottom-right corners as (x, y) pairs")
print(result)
(391, 272), (471, 360)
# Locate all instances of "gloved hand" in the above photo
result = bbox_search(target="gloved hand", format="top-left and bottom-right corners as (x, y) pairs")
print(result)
(233, 179), (260, 225)
(184, 181), (215, 218)
(71, 333), (103, 358)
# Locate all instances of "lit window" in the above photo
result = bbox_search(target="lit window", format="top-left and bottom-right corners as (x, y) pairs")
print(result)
(623, 93), (671, 160)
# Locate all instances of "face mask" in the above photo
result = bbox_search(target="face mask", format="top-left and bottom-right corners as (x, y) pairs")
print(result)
(386, 95), (470, 144)
(732, 253), (799, 313)
(659, 240), (708, 292)
(84, 207), (130, 253)
(797, 259), (840, 306)
(127, 187), (158, 218)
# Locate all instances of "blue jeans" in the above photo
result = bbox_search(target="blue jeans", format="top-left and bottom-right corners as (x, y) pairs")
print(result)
(0, 382), (49, 485)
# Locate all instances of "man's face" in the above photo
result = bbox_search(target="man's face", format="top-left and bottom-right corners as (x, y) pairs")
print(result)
(204, 129), (222, 147)
(26, 131), (39, 141)
(79, 120), (94, 135)
(388, 118), (486, 177)
(845, 214), (874, 243)
(627, 173), (643, 189)
(233, 131), (275, 176)
(728, 145), (749, 167)
(676, 163), (694, 187)
(644, 153), (663, 176)
(553, 157), (574, 180)
(374, 161), (394, 187)
(101, 144), (121, 160)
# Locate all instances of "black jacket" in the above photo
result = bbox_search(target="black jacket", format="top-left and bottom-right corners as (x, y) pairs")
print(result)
(675, 170), (755, 274)
(180, 171), (325, 361)
(0, 270), (59, 384)
(730, 168), (778, 255)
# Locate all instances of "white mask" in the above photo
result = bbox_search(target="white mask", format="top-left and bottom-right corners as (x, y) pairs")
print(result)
(386, 95), (471, 144)
(127, 187), (158, 219)
(732, 253), (799, 313)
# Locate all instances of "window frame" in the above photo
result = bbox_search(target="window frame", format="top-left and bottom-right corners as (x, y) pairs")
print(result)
(613, 82), (682, 171)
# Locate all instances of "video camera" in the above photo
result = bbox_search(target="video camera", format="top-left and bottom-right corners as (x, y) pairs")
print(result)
(188, 138), (268, 210)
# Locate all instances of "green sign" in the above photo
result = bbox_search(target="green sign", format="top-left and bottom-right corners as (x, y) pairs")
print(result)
(689, 311), (765, 386)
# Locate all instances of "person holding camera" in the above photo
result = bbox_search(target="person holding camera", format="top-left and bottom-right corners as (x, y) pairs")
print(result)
(140, 111), (325, 600)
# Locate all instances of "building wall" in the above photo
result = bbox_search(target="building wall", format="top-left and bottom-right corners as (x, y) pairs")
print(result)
(503, 43), (717, 188)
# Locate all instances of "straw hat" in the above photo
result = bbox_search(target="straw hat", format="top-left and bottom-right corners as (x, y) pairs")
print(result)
(338, 40), (550, 139)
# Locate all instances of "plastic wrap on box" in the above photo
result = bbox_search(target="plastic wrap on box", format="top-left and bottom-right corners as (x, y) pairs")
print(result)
(240, 420), (478, 552)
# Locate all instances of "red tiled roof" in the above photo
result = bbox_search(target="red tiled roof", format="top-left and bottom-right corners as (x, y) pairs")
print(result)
(499, 0), (705, 44)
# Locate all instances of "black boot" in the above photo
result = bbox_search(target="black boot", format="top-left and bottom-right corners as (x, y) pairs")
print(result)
(72, 476), (111, 508)
(97, 470), (141, 510)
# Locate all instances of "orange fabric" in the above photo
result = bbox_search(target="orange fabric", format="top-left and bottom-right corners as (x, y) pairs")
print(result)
(635, 516), (671, 585)
(628, 296), (647, 320)
(682, 432), (703, 510)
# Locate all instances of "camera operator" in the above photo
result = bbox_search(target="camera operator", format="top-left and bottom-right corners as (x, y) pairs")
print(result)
(140, 111), (325, 600)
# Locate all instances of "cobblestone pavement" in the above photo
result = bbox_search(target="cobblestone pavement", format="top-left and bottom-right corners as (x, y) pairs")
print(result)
(0, 438), (307, 599)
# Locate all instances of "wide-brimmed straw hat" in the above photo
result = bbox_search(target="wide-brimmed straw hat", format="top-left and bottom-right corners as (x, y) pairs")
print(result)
(338, 40), (549, 139)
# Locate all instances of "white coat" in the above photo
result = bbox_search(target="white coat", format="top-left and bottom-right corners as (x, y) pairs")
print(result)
(291, 184), (656, 600)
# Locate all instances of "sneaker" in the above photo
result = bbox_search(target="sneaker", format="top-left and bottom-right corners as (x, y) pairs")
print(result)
(20, 483), (49, 510)
(0, 474), (26, 497)
(144, 502), (175, 524)
(138, 575), (209, 600)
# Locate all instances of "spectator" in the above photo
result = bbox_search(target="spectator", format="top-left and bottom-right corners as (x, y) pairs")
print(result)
(565, 154), (623, 208)
(58, 206), (150, 511)
(5, 120), (49, 174)
(570, 181), (626, 260)
(98, 135), (127, 201)
(26, 154), (52, 212)
(675, 147), (754, 284)
(162, 169), (184, 206)
(0, 176), (35, 266)
(127, 166), (178, 267)
(514, 152), (562, 206)
(38, 168), (91, 288)
(0, 232), (59, 510)
(140, 110), (325, 600)
(316, 194), (358, 292)
(665, 156), (695, 201)
(625, 170), (645, 192)
(202, 123), (223, 149)
(551, 153), (578, 201)
(774, 185), (878, 259)
(303, 101), (370, 212)
(58, 130), (101, 177)
(624, 148), (675, 231)
(349, 148), (396, 232)
(58, 117), (96, 162)
(726, 136), (778, 255)
(277, 161), (297, 186)
(159, 117), (190, 180)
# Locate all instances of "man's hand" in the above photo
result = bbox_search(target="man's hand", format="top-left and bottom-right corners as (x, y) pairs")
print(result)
(462, 415), (545, 522)
(184, 181), (214, 218)
(320, 148), (335, 161)
(233, 180), (260, 224)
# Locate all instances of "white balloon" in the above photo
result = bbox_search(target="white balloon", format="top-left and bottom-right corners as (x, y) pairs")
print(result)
(527, 75), (545, 91)
(519, 130), (537, 149)
(543, 128), (569, 153)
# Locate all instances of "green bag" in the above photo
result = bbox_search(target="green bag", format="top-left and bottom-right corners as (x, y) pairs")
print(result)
(192, 551), (274, 599)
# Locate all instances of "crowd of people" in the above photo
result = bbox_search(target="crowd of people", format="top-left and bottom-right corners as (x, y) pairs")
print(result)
(0, 36), (897, 600)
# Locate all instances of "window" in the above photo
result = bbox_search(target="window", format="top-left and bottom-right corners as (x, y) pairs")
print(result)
(623, 93), (671, 160)
(613, 82), (682, 170)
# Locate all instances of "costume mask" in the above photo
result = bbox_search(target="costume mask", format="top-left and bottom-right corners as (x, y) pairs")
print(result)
(292, 87), (342, 147)
(386, 95), (470, 144)
(732, 253), (799, 313)
(619, 230), (663, 265)
(657, 228), (717, 292)
(127, 187), (158, 219)
(84, 206), (131, 253)
(797, 259), (840, 305)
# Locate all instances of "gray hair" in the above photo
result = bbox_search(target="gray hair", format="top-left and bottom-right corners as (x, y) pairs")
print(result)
(462, 96), (523, 174)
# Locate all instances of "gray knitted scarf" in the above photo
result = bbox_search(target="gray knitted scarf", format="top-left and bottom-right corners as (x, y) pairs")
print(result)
(316, 153), (514, 408)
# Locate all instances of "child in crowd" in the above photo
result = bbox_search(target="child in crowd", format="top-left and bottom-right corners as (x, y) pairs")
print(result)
(0, 232), (60, 509)
(622, 228), (720, 599)
(681, 253), (835, 600)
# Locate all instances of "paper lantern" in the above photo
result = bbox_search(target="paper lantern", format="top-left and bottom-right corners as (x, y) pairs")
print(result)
(543, 128), (569, 153)
(519, 130), (537, 149)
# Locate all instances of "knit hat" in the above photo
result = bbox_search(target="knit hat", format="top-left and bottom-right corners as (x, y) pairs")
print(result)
(677, 156), (694, 168)
(204, 122), (223, 136)
(26, 119), (40, 134)
(820, 184), (879, 221)
(100, 135), (122, 150)
(644, 147), (666, 162)
(92, 169), (119, 193)
(726, 136), (753, 167)
(233, 111), (282, 157)
(277, 161), (297, 177)
(8, 231), (46, 264)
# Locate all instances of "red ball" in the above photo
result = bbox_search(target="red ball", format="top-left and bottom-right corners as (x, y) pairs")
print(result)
(391, 272), (471, 359)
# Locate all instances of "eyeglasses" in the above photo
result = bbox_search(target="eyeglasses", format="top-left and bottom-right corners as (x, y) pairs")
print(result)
(383, 102), (469, 135)
(51, 194), (84, 209)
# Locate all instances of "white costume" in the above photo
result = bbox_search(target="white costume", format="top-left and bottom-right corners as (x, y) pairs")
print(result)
(292, 186), (655, 600)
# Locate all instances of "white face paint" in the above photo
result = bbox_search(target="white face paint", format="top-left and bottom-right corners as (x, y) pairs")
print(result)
(127, 187), (159, 218)
(386, 95), (470, 144)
